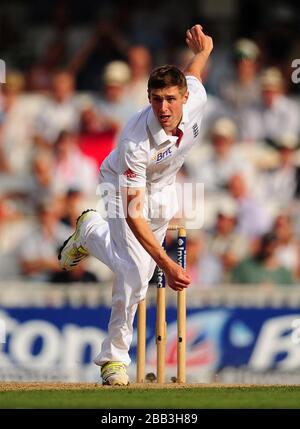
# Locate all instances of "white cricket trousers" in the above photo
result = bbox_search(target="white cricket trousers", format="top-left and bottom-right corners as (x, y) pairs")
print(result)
(81, 209), (168, 367)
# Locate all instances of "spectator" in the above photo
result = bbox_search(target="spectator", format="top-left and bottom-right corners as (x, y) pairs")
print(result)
(259, 134), (300, 208)
(228, 172), (273, 239)
(0, 195), (22, 223)
(0, 194), (26, 280)
(186, 231), (223, 288)
(59, 187), (85, 228)
(240, 67), (300, 143)
(25, 41), (66, 93)
(78, 107), (117, 168)
(1, 149), (57, 215)
(272, 214), (300, 279)
(24, 150), (56, 209)
(221, 39), (261, 111)
(51, 130), (98, 197)
(207, 197), (249, 280)
(0, 71), (34, 175)
(24, 0), (77, 92)
(33, 70), (80, 146)
(67, 19), (129, 91)
(96, 60), (137, 132)
(18, 199), (72, 281)
(126, 45), (152, 109)
(231, 232), (294, 285)
(189, 118), (255, 193)
(80, 105), (112, 134)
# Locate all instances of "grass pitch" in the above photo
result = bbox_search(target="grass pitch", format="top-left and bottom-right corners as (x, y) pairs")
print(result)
(0, 383), (300, 408)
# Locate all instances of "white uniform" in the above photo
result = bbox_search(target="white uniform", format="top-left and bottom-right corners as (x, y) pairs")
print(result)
(81, 76), (207, 366)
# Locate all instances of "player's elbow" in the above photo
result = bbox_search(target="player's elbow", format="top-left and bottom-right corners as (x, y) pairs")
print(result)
(125, 211), (144, 228)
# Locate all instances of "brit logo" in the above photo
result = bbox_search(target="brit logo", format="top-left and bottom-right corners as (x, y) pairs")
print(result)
(192, 123), (199, 138)
(153, 147), (173, 163)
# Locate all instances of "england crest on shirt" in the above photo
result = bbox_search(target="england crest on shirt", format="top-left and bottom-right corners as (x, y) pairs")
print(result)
(192, 122), (199, 138)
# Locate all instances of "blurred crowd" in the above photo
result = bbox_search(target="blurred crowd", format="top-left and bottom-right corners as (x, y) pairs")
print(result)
(0, 1), (300, 287)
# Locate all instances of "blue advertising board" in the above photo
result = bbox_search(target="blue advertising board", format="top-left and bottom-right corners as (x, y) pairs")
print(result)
(0, 305), (300, 382)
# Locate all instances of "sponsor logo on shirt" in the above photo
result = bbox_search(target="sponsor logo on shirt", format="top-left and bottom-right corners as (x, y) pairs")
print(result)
(192, 122), (199, 138)
(123, 168), (137, 179)
(152, 147), (173, 163)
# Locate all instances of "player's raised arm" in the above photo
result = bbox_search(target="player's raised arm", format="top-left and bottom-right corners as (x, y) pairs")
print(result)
(184, 24), (213, 81)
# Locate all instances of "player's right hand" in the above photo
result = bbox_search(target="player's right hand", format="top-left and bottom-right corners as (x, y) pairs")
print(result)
(164, 260), (191, 291)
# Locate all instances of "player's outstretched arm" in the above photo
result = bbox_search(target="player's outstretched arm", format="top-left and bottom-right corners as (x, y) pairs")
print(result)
(122, 186), (191, 291)
(184, 24), (213, 81)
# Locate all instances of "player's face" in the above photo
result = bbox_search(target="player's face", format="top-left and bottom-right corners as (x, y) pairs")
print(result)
(149, 86), (188, 134)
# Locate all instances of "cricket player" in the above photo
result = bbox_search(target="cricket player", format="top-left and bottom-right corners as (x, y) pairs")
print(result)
(59, 24), (213, 385)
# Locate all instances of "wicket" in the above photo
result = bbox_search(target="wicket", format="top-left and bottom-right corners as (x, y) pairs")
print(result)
(136, 225), (187, 384)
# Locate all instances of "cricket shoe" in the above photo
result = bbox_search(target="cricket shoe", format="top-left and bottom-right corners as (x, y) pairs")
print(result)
(101, 362), (129, 386)
(58, 209), (96, 271)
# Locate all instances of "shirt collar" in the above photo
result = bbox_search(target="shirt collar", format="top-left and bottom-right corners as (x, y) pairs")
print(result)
(179, 104), (188, 130)
(147, 104), (189, 146)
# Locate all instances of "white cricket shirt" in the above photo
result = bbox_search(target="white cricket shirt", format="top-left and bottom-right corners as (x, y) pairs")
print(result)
(100, 76), (207, 191)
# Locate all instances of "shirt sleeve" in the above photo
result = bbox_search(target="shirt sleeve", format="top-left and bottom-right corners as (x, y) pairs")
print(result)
(118, 139), (149, 187)
(186, 75), (207, 111)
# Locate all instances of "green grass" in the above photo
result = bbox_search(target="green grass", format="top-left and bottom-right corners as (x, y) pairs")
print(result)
(1, 386), (300, 409)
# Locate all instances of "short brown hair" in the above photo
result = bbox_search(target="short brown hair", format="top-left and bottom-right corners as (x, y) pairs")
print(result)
(148, 65), (187, 95)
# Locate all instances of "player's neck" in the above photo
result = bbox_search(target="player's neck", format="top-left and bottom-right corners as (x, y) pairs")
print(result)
(168, 122), (183, 137)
